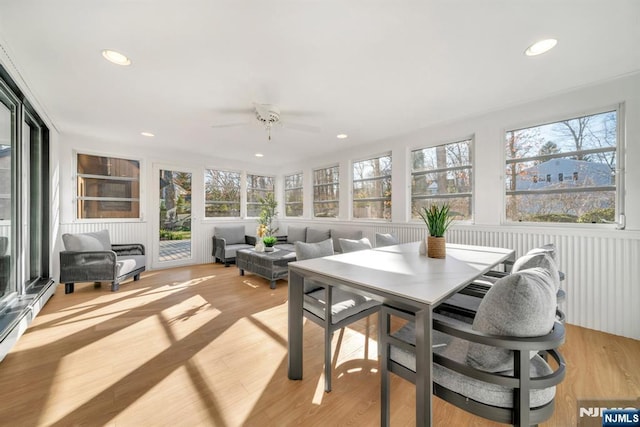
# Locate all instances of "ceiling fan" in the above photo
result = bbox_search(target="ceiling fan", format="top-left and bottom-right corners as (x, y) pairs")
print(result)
(211, 103), (320, 141)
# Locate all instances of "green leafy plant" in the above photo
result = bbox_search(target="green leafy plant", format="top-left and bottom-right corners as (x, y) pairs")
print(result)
(257, 193), (279, 236)
(418, 203), (453, 237)
(262, 236), (278, 247)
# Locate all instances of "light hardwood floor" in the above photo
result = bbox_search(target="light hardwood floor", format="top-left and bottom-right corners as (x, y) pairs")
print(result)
(0, 264), (638, 426)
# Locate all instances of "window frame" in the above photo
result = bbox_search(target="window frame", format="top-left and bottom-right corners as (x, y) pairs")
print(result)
(502, 104), (624, 227)
(351, 152), (392, 221)
(313, 164), (340, 219)
(74, 150), (142, 221)
(284, 171), (304, 218)
(204, 168), (242, 219)
(410, 137), (474, 222)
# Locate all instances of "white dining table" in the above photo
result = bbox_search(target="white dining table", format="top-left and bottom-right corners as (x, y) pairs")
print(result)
(287, 241), (515, 426)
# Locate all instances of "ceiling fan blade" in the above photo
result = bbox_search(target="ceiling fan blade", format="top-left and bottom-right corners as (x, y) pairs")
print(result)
(210, 121), (251, 129)
(281, 121), (321, 133)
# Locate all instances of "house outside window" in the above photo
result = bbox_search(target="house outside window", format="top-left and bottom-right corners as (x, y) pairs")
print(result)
(204, 169), (240, 218)
(352, 154), (391, 220)
(411, 139), (472, 220)
(76, 153), (140, 219)
(246, 174), (274, 217)
(284, 172), (303, 217)
(505, 109), (619, 224)
(313, 165), (339, 218)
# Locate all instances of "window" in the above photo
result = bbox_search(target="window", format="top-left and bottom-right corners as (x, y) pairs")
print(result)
(505, 110), (618, 223)
(246, 174), (274, 217)
(204, 169), (240, 217)
(313, 165), (339, 218)
(411, 139), (472, 220)
(352, 154), (391, 220)
(284, 172), (303, 217)
(76, 154), (140, 219)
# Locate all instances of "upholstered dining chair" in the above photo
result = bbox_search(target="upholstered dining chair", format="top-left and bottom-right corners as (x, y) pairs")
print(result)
(379, 267), (566, 426)
(295, 238), (382, 392)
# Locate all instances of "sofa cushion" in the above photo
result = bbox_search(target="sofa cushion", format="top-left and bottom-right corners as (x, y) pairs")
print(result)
(287, 226), (307, 244)
(375, 232), (399, 247)
(306, 228), (331, 243)
(466, 268), (557, 372)
(330, 229), (363, 252)
(62, 230), (111, 252)
(339, 237), (372, 253)
(214, 225), (246, 245)
(223, 243), (254, 259)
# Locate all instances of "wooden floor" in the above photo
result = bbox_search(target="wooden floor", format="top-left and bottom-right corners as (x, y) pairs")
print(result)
(1, 264), (638, 426)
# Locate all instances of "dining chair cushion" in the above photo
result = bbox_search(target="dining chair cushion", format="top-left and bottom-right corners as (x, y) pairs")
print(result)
(62, 230), (111, 252)
(287, 226), (307, 244)
(375, 232), (399, 247)
(390, 326), (556, 408)
(214, 225), (246, 245)
(511, 252), (561, 291)
(295, 239), (335, 293)
(304, 287), (381, 324)
(306, 228), (331, 243)
(339, 237), (372, 253)
(466, 267), (557, 372)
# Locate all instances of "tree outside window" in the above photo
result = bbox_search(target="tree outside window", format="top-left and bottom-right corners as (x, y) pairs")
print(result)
(505, 110), (617, 223)
(204, 169), (240, 218)
(246, 174), (274, 217)
(411, 140), (472, 220)
(352, 154), (391, 220)
(313, 166), (339, 218)
(285, 172), (303, 217)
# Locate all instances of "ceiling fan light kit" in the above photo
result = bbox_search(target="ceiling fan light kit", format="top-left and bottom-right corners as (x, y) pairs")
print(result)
(254, 104), (281, 141)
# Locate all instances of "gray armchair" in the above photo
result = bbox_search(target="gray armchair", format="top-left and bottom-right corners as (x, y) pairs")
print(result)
(212, 224), (253, 266)
(60, 230), (145, 294)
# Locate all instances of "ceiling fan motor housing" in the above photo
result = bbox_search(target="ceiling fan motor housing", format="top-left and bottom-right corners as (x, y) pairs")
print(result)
(255, 104), (280, 127)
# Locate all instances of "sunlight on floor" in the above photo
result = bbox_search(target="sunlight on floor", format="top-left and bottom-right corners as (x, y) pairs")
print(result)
(161, 294), (220, 341)
(43, 315), (173, 425)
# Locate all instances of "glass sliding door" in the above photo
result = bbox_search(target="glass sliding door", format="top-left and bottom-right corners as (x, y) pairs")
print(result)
(158, 168), (192, 263)
(0, 91), (16, 300)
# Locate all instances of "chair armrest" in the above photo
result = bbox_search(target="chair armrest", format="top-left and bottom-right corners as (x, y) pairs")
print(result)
(112, 244), (145, 256)
(212, 236), (227, 258)
(59, 250), (117, 282)
(245, 235), (258, 245)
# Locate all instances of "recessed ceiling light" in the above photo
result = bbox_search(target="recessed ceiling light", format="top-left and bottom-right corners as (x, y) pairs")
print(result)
(141, 132), (154, 137)
(524, 39), (558, 56)
(255, 153), (264, 158)
(102, 49), (132, 66)
(337, 134), (348, 139)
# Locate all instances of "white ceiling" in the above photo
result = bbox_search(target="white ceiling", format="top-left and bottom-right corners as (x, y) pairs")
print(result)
(1, 0), (639, 166)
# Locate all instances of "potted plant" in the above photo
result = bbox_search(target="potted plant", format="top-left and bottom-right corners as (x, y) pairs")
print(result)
(418, 203), (454, 258)
(262, 235), (278, 252)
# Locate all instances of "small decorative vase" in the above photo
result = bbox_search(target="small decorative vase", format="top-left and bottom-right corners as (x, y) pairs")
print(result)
(265, 246), (274, 252)
(427, 236), (446, 258)
(419, 238), (427, 256)
(255, 241), (265, 252)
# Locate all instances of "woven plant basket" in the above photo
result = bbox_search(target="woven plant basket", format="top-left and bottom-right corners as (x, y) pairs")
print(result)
(427, 236), (446, 258)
